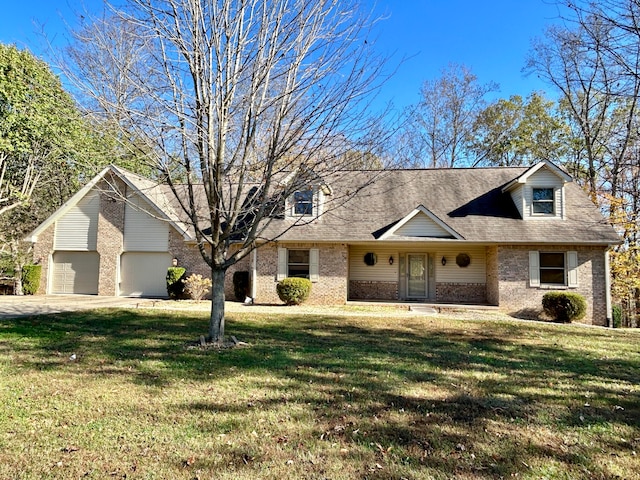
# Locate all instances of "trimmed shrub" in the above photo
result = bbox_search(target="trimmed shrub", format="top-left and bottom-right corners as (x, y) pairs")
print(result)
(612, 304), (622, 328)
(22, 265), (42, 295)
(166, 267), (186, 299)
(233, 271), (250, 301)
(184, 274), (212, 301)
(276, 277), (312, 305)
(542, 291), (587, 323)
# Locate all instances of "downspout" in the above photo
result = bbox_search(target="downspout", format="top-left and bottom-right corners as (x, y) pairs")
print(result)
(605, 247), (613, 327)
(250, 247), (257, 302)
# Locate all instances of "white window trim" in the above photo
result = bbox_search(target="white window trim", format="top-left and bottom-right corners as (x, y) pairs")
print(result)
(290, 187), (315, 218)
(531, 187), (556, 217)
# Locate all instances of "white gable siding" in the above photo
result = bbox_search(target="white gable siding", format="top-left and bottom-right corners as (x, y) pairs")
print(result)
(349, 246), (398, 282)
(124, 195), (169, 251)
(54, 190), (99, 251)
(523, 168), (565, 219)
(436, 246), (486, 284)
(394, 212), (452, 238)
(509, 184), (525, 218)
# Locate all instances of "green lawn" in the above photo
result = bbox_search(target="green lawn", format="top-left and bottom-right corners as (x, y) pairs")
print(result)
(1, 308), (639, 479)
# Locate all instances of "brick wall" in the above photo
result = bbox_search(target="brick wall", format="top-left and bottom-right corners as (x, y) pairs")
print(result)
(496, 245), (608, 326)
(96, 180), (125, 295)
(436, 283), (487, 303)
(485, 246), (499, 305)
(32, 224), (55, 295)
(254, 243), (348, 305)
(349, 280), (398, 300)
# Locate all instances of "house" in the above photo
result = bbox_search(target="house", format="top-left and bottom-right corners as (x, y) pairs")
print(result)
(26, 161), (620, 326)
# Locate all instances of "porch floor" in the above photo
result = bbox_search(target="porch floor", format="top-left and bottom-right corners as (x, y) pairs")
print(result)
(346, 300), (500, 313)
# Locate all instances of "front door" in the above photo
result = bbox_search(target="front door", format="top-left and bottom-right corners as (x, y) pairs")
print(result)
(407, 254), (427, 298)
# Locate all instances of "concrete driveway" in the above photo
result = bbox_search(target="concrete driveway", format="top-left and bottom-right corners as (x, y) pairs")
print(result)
(0, 295), (155, 319)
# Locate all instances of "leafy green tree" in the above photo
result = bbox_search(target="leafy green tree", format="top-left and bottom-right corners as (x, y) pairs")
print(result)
(0, 44), (123, 292)
(470, 93), (567, 166)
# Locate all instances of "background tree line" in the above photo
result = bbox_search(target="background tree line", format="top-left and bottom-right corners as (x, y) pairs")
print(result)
(1, 0), (639, 330)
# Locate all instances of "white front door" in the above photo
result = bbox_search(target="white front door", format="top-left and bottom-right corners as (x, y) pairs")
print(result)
(407, 254), (427, 298)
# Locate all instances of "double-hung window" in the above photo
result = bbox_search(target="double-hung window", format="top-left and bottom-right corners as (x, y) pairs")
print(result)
(532, 188), (555, 215)
(287, 250), (310, 278)
(293, 189), (313, 216)
(529, 251), (578, 287)
(539, 252), (565, 284)
(277, 247), (319, 282)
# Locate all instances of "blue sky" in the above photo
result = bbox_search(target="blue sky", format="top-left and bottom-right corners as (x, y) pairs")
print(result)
(0, 0), (562, 112)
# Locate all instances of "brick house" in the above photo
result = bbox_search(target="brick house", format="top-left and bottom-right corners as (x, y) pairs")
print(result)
(26, 161), (620, 326)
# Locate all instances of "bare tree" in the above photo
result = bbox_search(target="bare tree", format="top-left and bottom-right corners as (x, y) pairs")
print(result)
(64, 0), (389, 342)
(398, 63), (498, 168)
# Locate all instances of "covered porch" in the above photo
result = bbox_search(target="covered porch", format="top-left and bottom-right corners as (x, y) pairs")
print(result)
(347, 243), (495, 305)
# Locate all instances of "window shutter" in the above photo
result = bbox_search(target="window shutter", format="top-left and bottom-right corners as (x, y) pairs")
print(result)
(567, 251), (578, 287)
(309, 248), (319, 282)
(277, 248), (287, 281)
(529, 251), (540, 287)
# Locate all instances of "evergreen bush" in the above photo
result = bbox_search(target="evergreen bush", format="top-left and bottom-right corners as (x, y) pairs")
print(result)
(276, 277), (312, 305)
(166, 267), (186, 299)
(542, 291), (587, 323)
(22, 265), (42, 295)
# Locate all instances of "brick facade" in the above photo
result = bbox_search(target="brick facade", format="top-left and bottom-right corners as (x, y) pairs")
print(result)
(492, 245), (609, 326)
(251, 243), (348, 305)
(349, 280), (398, 300)
(435, 282), (487, 304)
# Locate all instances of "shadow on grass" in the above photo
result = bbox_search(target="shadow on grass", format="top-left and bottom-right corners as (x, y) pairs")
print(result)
(1, 308), (639, 478)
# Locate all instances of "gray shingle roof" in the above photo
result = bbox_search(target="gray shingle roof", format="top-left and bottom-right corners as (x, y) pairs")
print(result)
(260, 167), (620, 245)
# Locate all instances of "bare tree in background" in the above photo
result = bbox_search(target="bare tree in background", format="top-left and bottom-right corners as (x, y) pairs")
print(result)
(63, 0), (389, 342)
(398, 63), (498, 168)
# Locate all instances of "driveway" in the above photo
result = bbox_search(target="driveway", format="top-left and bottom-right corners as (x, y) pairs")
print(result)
(0, 295), (155, 319)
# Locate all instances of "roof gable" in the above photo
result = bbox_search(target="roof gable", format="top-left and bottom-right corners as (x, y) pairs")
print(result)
(378, 205), (463, 240)
(502, 160), (572, 193)
(27, 165), (192, 243)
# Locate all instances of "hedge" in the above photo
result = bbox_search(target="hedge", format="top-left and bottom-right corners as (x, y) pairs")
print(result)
(22, 265), (42, 295)
(276, 277), (312, 305)
(542, 291), (587, 323)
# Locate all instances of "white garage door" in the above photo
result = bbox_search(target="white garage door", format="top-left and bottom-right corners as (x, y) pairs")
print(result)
(52, 251), (100, 294)
(120, 252), (172, 297)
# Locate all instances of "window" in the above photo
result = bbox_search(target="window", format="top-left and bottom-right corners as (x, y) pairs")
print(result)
(532, 188), (554, 214)
(278, 247), (319, 282)
(293, 189), (313, 216)
(539, 252), (565, 284)
(529, 250), (578, 288)
(288, 249), (310, 278)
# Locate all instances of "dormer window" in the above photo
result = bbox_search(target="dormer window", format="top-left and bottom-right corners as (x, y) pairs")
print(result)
(293, 188), (313, 216)
(532, 188), (554, 215)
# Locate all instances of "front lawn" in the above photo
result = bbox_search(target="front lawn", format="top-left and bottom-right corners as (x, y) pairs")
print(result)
(0, 309), (638, 479)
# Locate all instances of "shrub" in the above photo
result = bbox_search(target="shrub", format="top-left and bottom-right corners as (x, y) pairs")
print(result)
(276, 277), (312, 305)
(22, 265), (42, 295)
(612, 304), (622, 328)
(542, 291), (587, 323)
(166, 267), (186, 299)
(184, 274), (212, 301)
(233, 271), (250, 301)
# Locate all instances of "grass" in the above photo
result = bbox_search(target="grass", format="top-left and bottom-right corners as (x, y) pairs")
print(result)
(0, 308), (639, 479)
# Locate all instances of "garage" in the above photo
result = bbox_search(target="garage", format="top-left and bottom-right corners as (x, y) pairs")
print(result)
(51, 251), (100, 294)
(120, 252), (173, 297)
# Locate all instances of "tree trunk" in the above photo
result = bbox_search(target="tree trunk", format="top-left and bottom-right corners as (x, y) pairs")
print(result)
(208, 266), (226, 343)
